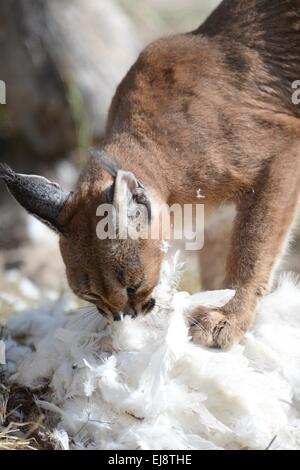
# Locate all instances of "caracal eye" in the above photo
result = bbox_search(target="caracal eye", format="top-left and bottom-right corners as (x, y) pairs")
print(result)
(83, 292), (102, 302)
(127, 287), (137, 296)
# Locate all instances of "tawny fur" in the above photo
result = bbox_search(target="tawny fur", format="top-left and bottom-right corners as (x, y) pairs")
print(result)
(58, 0), (300, 348)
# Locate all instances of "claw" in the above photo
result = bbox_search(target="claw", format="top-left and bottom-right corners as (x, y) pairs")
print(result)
(188, 307), (243, 349)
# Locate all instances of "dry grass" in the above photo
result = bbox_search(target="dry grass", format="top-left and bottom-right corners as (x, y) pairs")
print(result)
(0, 425), (38, 450)
(0, 383), (56, 450)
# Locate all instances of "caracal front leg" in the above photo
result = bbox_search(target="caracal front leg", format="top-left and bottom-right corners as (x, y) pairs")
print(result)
(190, 152), (300, 349)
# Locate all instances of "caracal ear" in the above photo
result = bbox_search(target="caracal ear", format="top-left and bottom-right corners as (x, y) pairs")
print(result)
(113, 170), (151, 237)
(0, 163), (71, 234)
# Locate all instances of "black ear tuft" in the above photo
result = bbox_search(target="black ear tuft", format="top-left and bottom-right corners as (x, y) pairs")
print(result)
(0, 163), (17, 182)
(0, 163), (71, 234)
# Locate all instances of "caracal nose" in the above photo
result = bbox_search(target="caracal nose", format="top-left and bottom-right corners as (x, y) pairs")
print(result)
(122, 306), (138, 319)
